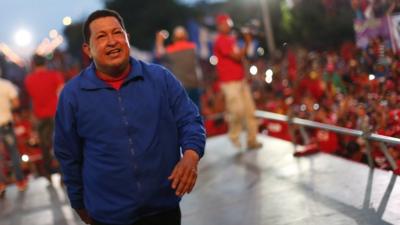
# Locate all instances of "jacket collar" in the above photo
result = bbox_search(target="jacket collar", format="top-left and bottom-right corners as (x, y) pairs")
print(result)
(80, 57), (144, 90)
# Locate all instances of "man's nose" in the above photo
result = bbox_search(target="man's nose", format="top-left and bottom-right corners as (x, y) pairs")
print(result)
(106, 34), (117, 45)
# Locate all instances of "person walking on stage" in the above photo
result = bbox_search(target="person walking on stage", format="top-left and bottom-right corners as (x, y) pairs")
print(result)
(213, 13), (262, 150)
(25, 54), (64, 183)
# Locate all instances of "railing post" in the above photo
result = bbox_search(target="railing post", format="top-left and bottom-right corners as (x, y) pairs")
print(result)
(287, 111), (298, 151)
(362, 128), (374, 169)
(364, 140), (374, 169)
(378, 143), (398, 171)
(299, 126), (310, 145)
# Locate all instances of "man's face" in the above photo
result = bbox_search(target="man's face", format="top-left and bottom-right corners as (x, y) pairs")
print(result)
(83, 16), (130, 76)
(217, 19), (233, 34)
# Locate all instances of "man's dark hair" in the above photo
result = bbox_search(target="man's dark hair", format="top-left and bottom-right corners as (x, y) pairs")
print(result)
(83, 9), (126, 43)
(32, 54), (46, 66)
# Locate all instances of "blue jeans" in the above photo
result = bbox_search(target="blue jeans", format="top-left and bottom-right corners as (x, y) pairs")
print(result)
(0, 122), (24, 182)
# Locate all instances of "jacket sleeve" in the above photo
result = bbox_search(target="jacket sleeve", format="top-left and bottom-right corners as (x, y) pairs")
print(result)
(54, 87), (85, 209)
(164, 68), (206, 158)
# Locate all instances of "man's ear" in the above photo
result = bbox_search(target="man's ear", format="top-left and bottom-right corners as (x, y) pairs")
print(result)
(82, 43), (91, 58)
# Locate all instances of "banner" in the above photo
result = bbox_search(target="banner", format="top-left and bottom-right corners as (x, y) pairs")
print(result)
(354, 17), (390, 49)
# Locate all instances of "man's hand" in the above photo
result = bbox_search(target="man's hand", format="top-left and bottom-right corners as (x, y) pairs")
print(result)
(168, 150), (200, 197)
(74, 208), (92, 224)
(242, 32), (252, 45)
(155, 30), (168, 57)
(155, 30), (168, 45)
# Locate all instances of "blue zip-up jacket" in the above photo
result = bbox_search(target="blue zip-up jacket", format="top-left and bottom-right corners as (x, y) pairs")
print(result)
(54, 57), (205, 225)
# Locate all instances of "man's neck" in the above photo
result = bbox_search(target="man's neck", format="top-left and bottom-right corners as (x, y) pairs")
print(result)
(96, 63), (131, 81)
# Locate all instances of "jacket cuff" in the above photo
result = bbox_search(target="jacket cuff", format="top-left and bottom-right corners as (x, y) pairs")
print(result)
(183, 145), (204, 158)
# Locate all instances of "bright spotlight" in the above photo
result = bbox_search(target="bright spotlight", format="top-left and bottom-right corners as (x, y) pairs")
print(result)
(21, 154), (30, 162)
(63, 16), (72, 26)
(250, 65), (258, 75)
(265, 69), (273, 83)
(209, 55), (218, 66)
(14, 29), (32, 47)
(265, 69), (273, 77)
(313, 103), (320, 111)
(265, 76), (273, 84)
(369, 74), (375, 81)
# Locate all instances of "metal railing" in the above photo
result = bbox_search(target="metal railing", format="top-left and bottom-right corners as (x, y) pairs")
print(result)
(255, 110), (399, 171)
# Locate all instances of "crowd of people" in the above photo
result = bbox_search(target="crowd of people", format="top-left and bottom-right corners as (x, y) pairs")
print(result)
(250, 36), (400, 173)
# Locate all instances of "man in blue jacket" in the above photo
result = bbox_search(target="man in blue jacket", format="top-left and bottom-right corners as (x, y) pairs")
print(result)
(54, 9), (205, 225)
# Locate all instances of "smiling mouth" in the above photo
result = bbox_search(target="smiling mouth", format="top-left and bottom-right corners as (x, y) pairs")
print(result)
(106, 49), (121, 56)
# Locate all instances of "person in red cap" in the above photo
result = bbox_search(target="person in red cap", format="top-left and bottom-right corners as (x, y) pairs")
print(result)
(213, 13), (262, 150)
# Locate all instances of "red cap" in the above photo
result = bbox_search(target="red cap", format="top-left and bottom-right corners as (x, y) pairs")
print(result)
(216, 13), (233, 26)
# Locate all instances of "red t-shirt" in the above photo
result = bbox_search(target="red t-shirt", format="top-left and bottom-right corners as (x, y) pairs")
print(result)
(214, 34), (245, 82)
(96, 71), (129, 90)
(298, 77), (324, 100)
(25, 69), (64, 119)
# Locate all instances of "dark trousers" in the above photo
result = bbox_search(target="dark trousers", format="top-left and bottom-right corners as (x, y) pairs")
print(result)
(92, 207), (181, 225)
(37, 118), (56, 177)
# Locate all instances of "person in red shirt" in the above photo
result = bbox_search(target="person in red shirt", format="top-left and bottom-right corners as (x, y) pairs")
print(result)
(213, 13), (262, 150)
(25, 54), (64, 183)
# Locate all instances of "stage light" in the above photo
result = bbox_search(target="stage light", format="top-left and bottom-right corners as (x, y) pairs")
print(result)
(250, 65), (258, 75)
(14, 29), (32, 47)
(63, 16), (72, 26)
(209, 55), (218, 66)
(21, 154), (30, 162)
(369, 74), (375, 81)
(265, 69), (273, 77)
